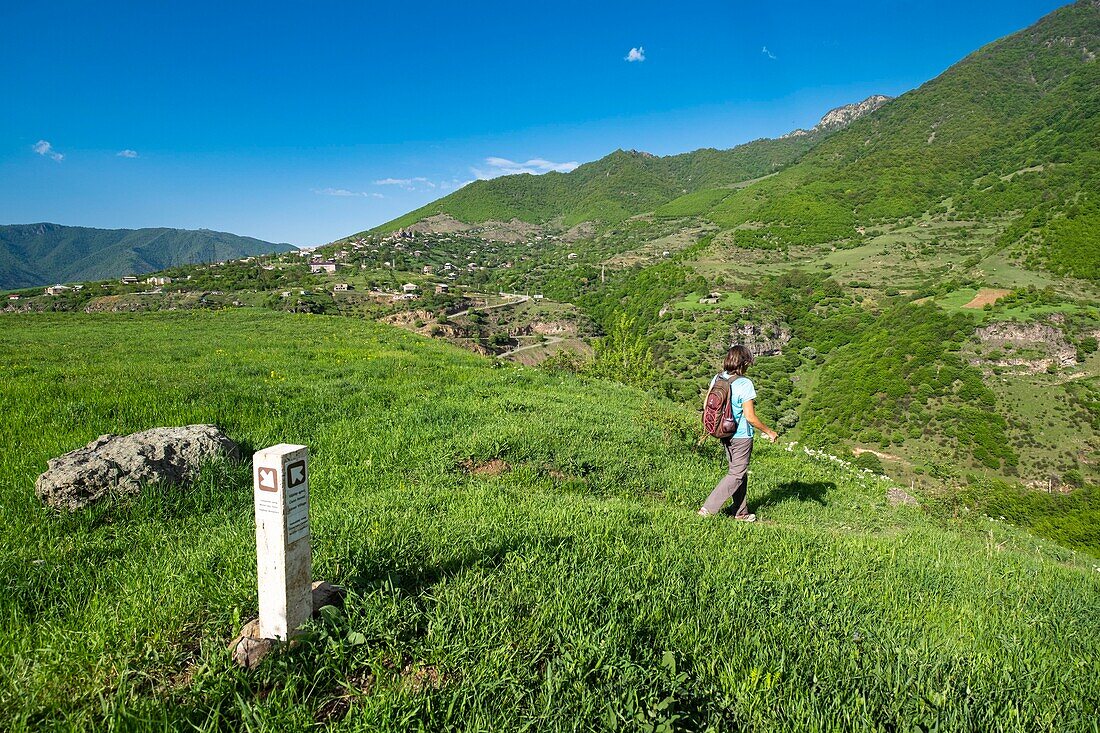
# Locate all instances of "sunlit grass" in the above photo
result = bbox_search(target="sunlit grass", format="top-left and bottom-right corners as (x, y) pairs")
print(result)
(1, 310), (1098, 731)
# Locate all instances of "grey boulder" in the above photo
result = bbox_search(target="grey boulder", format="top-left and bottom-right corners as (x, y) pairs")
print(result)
(35, 424), (240, 511)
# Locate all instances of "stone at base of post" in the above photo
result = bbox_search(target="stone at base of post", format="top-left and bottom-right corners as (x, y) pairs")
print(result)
(230, 580), (347, 669)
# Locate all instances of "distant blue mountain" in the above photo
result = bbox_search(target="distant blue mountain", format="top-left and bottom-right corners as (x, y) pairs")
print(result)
(0, 223), (296, 289)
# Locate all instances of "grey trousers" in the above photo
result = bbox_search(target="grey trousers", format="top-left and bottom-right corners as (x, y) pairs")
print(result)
(701, 438), (753, 516)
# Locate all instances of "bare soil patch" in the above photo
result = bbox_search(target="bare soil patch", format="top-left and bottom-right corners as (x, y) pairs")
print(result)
(962, 288), (1011, 309)
(461, 458), (511, 476)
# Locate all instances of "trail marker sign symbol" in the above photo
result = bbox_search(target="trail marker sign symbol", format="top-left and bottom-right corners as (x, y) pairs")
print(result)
(252, 444), (312, 640)
(286, 460), (306, 488)
(257, 467), (278, 491)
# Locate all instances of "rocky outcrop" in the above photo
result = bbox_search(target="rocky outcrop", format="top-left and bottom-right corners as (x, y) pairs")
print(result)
(974, 319), (1077, 372)
(730, 321), (792, 357)
(35, 425), (239, 511)
(816, 95), (892, 131)
(508, 321), (580, 338)
(781, 94), (892, 138)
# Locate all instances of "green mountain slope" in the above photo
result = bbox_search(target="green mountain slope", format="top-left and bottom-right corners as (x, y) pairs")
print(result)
(1, 309), (1098, 728)
(370, 134), (828, 233)
(705, 0), (1100, 278)
(0, 223), (296, 290)
(362, 2), (1097, 280)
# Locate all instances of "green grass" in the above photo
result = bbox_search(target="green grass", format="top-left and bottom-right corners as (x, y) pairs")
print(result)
(934, 289), (982, 312)
(1, 310), (1098, 731)
(670, 290), (753, 312)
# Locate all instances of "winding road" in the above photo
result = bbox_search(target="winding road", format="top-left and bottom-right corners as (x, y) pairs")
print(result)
(449, 293), (529, 318)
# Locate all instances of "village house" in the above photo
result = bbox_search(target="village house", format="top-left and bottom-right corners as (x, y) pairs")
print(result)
(7, 294), (20, 300)
(120, 276), (139, 284)
(422, 265), (434, 275)
(332, 283), (352, 292)
(146, 276), (172, 286)
(435, 283), (450, 294)
(699, 292), (722, 305)
(402, 283), (419, 293)
(45, 284), (71, 295)
(310, 261), (338, 274)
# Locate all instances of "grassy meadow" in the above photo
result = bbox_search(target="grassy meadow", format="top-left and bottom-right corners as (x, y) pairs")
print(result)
(1, 310), (1099, 731)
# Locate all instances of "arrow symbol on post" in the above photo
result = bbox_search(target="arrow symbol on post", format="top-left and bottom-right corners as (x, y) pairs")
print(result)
(258, 468), (277, 491)
(288, 463), (306, 487)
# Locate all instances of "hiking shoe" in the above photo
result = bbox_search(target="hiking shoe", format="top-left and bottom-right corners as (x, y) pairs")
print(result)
(734, 513), (757, 523)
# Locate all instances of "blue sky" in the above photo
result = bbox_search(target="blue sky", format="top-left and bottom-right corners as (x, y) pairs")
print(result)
(0, 0), (1068, 247)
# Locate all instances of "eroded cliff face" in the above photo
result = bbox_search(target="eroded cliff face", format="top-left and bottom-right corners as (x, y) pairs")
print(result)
(973, 318), (1078, 373)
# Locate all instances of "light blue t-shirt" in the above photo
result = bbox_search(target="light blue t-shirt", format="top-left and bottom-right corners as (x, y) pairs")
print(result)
(709, 372), (757, 438)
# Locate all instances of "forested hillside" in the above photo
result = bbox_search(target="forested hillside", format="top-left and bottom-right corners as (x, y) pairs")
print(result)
(0, 223), (295, 289)
(704, 0), (1100, 279)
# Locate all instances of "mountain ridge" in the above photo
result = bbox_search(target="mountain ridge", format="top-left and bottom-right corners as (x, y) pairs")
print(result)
(357, 1), (1099, 284)
(360, 93), (890, 235)
(0, 222), (296, 289)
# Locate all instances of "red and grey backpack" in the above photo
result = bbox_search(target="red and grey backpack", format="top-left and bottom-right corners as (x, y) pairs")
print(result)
(702, 374), (739, 439)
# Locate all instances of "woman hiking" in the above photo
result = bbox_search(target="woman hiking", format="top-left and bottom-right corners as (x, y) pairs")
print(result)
(699, 344), (778, 521)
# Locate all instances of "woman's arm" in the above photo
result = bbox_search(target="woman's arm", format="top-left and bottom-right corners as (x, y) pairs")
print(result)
(742, 399), (778, 442)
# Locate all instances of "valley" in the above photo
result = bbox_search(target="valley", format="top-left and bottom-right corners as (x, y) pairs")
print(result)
(2, 1), (1100, 729)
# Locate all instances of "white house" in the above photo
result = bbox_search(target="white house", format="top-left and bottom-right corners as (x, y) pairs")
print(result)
(146, 276), (172, 286)
(402, 283), (419, 293)
(310, 261), (338, 274)
(45, 284), (71, 296)
(120, 276), (139, 284)
(333, 283), (351, 292)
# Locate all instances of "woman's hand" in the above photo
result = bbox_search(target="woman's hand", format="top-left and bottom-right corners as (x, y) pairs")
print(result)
(762, 429), (779, 443)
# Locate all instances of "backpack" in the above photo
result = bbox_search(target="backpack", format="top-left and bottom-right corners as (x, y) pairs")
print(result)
(702, 374), (739, 439)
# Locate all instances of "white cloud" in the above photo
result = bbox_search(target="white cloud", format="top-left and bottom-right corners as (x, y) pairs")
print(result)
(372, 176), (436, 191)
(117, 149), (139, 158)
(471, 157), (579, 179)
(312, 187), (383, 199)
(625, 46), (646, 62)
(439, 178), (475, 191)
(33, 140), (63, 162)
(762, 46), (776, 60)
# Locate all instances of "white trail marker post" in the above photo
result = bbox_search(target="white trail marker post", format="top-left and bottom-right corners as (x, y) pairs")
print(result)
(253, 443), (312, 640)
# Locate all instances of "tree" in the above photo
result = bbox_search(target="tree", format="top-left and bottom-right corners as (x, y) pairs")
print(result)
(592, 314), (658, 388)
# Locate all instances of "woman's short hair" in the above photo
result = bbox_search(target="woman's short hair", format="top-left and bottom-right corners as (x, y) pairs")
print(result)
(723, 344), (754, 375)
